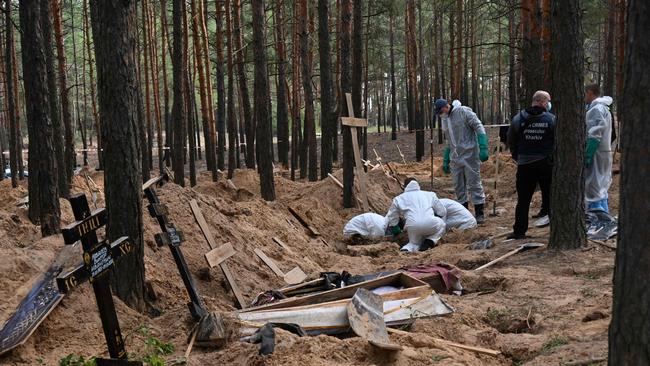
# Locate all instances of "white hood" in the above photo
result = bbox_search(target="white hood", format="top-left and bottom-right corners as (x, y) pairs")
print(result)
(404, 180), (421, 193)
(591, 96), (613, 107)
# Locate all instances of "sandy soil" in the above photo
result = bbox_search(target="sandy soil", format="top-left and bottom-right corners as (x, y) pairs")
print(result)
(0, 137), (618, 366)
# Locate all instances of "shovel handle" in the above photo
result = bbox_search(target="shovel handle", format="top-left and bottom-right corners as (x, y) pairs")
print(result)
(474, 248), (521, 271)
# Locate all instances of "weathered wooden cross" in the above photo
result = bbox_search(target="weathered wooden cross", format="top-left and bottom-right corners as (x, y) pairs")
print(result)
(142, 175), (206, 320)
(56, 194), (141, 366)
(340, 93), (370, 212)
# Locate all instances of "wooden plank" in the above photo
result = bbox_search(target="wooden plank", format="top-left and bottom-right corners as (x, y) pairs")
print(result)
(241, 272), (428, 312)
(204, 243), (236, 268)
(350, 127), (370, 211)
(189, 199), (217, 250)
(341, 117), (368, 127)
(283, 267), (307, 285)
(272, 237), (295, 255)
(287, 206), (320, 236)
(386, 328), (501, 356)
(220, 262), (246, 309)
(328, 174), (363, 207)
(254, 249), (285, 277)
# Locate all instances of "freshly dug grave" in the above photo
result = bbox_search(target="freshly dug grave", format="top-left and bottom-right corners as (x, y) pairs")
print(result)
(0, 152), (617, 365)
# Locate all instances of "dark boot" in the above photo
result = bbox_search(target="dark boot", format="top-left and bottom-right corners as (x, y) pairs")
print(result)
(461, 202), (469, 209)
(420, 239), (437, 251)
(475, 204), (486, 224)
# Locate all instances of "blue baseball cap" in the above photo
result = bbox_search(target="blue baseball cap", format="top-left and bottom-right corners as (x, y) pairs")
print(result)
(434, 99), (448, 115)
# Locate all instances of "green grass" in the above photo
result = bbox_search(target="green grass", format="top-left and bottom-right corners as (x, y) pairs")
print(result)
(541, 335), (569, 354)
(58, 354), (96, 366)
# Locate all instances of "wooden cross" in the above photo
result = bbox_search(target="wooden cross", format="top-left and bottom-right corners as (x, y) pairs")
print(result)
(340, 93), (370, 212)
(56, 194), (142, 366)
(143, 174), (207, 320)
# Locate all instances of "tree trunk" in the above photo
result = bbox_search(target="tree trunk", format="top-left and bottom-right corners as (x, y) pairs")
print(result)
(548, 0), (585, 250)
(615, 0), (625, 132)
(508, 0), (518, 118)
(5, 0), (18, 188)
(190, 0), (215, 180)
(299, 0), (317, 181)
(290, 0), (302, 181)
(20, 0), (61, 235)
(91, 0), (145, 310)
(233, 0), (255, 169)
(171, 0), (186, 185)
(389, 10), (396, 141)
(215, 0), (226, 172)
(340, 0), (353, 208)
(52, 0), (72, 196)
(161, 0), (172, 167)
(603, 0), (615, 97)
(147, 1), (164, 174)
(225, 0), (237, 179)
(274, 0), (290, 168)
(84, 0), (101, 169)
(609, 2), (650, 362)
(41, 0), (67, 200)
(318, 0), (335, 179)
(251, 0), (275, 200)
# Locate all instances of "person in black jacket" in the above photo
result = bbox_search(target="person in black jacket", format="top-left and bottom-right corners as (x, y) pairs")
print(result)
(506, 91), (556, 239)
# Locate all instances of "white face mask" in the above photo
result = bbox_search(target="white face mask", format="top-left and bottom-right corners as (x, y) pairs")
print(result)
(546, 101), (552, 112)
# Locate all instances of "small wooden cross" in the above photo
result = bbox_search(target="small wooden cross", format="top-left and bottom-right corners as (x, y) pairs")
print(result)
(340, 93), (370, 212)
(56, 194), (142, 366)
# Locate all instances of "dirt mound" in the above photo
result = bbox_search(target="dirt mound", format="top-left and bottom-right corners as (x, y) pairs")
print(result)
(0, 155), (619, 365)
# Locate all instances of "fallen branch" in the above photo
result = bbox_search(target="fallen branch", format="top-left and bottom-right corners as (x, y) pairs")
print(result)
(386, 328), (500, 356)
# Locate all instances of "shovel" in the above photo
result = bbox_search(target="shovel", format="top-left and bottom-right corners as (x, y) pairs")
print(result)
(347, 289), (402, 351)
(474, 242), (545, 272)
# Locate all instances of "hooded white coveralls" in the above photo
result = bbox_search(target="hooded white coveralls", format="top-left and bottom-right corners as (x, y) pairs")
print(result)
(440, 198), (477, 230)
(442, 100), (487, 205)
(343, 213), (388, 239)
(585, 96), (614, 212)
(386, 181), (447, 251)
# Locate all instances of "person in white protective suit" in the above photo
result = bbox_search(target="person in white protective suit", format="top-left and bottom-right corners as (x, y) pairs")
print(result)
(440, 198), (477, 230)
(434, 99), (489, 224)
(386, 178), (447, 252)
(584, 84), (614, 213)
(343, 213), (388, 240)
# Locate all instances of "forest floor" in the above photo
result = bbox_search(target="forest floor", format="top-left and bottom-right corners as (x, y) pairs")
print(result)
(0, 132), (618, 366)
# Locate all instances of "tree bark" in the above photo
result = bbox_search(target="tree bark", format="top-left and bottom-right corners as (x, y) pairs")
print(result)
(274, 0), (290, 168)
(161, 0), (172, 167)
(233, 0), (255, 168)
(508, 0), (518, 118)
(52, 0), (72, 195)
(548, 0), (585, 250)
(171, 0), (186, 185)
(84, 0), (101, 169)
(5, 0), (19, 188)
(20, 0), (61, 235)
(389, 10), (396, 141)
(91, 0), (145, 309)
(290, 0), (301, 181)
(225, 0), (237, 179)
(340, 0), (353, 208)
(251, 0), (275, 200)
(318, 0), (335, 179)
(299, 0), (317, 181)
(41, 0), (67, 200)
(215, 0), (226, 172)
(609, 2), (650, 362)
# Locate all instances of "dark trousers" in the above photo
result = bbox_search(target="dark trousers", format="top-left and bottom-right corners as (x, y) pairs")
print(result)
(513, 158), (552, 235)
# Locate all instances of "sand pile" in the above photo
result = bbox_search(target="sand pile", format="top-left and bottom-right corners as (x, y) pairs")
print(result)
(0, 155), (620, 365)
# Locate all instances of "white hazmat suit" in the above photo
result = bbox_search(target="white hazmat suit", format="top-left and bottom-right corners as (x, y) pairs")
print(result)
(442, 100), (487, 205)
(386, 180), (447, 252)
(585, 96), (614, 212)
(440, 198), (477, 230)
(343, 213), (388, 239)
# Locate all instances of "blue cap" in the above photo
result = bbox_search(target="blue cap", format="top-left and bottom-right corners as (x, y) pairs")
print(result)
(434, 99), (448, 114)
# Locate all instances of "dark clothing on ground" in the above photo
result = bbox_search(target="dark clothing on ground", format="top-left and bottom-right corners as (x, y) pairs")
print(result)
(507, 106), (556, 165)
(509, 106), (555, 235)
(513, 158), (552, 235)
